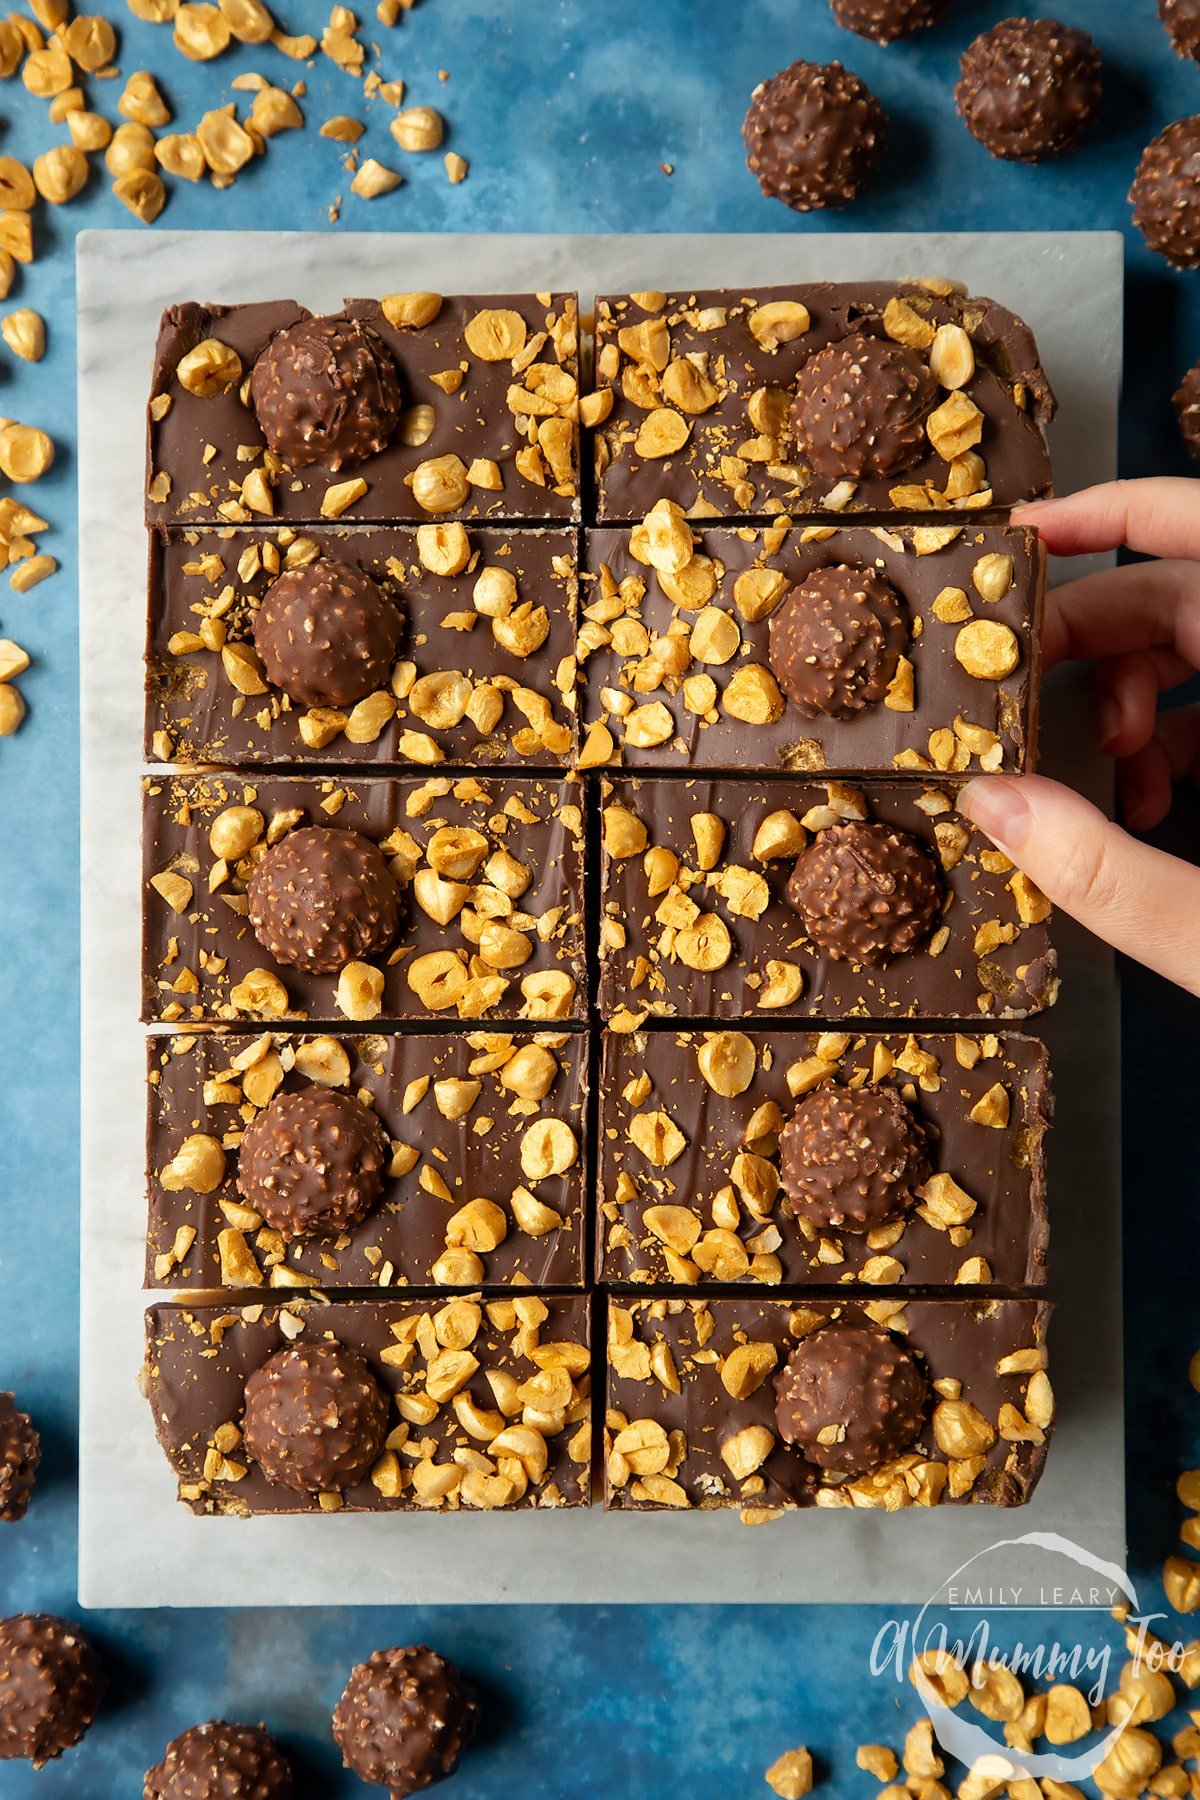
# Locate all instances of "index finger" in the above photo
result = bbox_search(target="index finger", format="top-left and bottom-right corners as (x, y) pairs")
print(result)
(1012, 477), (1200, 562)
(1041, 558), (1200, 669)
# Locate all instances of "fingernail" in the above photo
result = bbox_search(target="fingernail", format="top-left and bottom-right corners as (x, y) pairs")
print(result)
(959, 778), (1034, 852)
(1098, 695), (1122, 751)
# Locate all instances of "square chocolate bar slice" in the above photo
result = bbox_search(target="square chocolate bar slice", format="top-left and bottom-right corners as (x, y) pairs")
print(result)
(145, 1294), (592, 1514)
(605, 1295), (1052, 1513)
(146, 293), (580, 527)
(148, 1027), (588, 1293)
(579, 519), (1043, 776)
(591, 282), (1054, 522)
(598, 776), (1057, 1022)
(146, 523), (578, 768)
(598, 1028), (1049, 1290)
(142, 772), (587, 1025)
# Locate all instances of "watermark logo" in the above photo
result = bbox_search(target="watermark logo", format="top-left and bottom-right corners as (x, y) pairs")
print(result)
(870, 1530), (1190, 1784)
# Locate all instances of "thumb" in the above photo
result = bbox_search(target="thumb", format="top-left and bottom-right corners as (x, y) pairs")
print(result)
(958, 774), (1200, 997)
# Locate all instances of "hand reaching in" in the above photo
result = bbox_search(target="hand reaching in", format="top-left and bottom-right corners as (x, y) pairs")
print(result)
(959, 478), (1200, 996)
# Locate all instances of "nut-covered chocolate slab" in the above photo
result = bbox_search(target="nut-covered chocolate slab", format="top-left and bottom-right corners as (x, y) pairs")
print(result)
(598, 777), (1056, 1021)
(579, 520), (1043, 775)
(142, 772), (587, 1024)
(598, 1028), (1049, 1289)
(146, 295), (580, 527)
(145, 1295), (592, 1514)
(605, 1295), (1052, 1511)
(592, 283), (1054, 522)
(148, 1028), (588, 1292)
(146, 524), (579, 768)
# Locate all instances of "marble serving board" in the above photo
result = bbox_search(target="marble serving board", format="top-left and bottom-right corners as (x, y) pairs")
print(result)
(78, 228), (1125, 1608)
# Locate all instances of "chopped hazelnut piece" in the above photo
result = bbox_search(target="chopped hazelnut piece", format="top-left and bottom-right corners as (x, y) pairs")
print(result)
(0, 684), (26, 735)
(391, 106), (444, 152)
(765, 1748), (813, 1799)
(1, 309), (44, 361)
(351, 158), (404, 199)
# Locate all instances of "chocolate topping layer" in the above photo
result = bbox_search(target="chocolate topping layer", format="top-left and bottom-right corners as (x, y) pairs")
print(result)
(147, 1030), (587, 1291)
(768, 564), (908, 718)
(955, 19), (1101, 162)
(598, 777), (1057, 1021)
(1176, 363), (1200, 459)
(148, 296), (581, 527)
(0, 1614), (103, 1767)
(786, 821), (943, 965)
(0, 1393), (39, 1523)
(143, 1721), (294, 1800)
(332, 1645), (479, 1797)
(1130, 118), (1200, 267)
(593, 282), (1055, 521)
(1160, 0), (1200, 58)
(831, 0), (951, 41)
(146, 1298), (592, 1515)
(250, 316), (402, 472)
(789, 334), (938, 479)
(253, 558), (402, 708)
(237, 1085), (389, 1241)
(779, 1084), (930, 1233)
(582, 522), (1043, 775)
(143, 773), (588, 1026)
(606, 1297), (1052, 1511)
(774, 1324), (929, 1474)
(242, 1339), (389, 1495)
(743, 59), (886, 212)
(598, 1028), (1050, 1288)
(147, 524), (578, 769)
(247, 826), (401, 975)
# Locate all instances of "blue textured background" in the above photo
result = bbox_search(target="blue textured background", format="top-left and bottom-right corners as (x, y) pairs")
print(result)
(1, 1), (1199, 1793)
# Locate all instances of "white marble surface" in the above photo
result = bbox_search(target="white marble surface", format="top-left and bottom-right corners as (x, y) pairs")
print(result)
(77, 228), (1125, 1608)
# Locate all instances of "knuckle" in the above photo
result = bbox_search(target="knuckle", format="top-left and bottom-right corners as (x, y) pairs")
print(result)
(1054, 827), (1123, 916)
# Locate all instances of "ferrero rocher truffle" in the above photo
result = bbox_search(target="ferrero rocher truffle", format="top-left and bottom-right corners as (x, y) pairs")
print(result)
(831, 0), (951, 42)
(237, 1085), (389, 1241)
(1159, 0), (1200, 59)
(743, 59), (886, 212)
(786, 821), (942, 965)
(242, 1339), (389, 1495)
(774, 1324), (929, 1474)
(1175, 363), (1200, 460)
(332, 1645), (478, 1797)
(955, 18), (1101, 163)
(789, 335), (937, 480)
(253, 559), (402, 708)
(0, 1392), (40, 1523)
(768, 565), (908, 717)
(0, 1614), (103, 1768)
(779, 1085), (929, 1233)
(247, 827), (401, 975)
(143, 1721), (294, 1800)
(1130, 118), (1200, 268)
(250, 316), (402, 472)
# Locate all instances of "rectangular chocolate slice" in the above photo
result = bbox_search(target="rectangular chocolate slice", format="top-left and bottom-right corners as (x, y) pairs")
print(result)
(142, 771), (587, 1025)
(579, 520), (1043, 777)
(598, 776), (1057, 1022)
(146, 293), (580, 527)
(598, 1028), (1049, 1289)
(592, 282), (1054, 523)
(605, 1295), (1052, 1513)
(148, 1027), (588, 1292)
(146, 523), (579, 768)
(145, 1294), (592, 1514)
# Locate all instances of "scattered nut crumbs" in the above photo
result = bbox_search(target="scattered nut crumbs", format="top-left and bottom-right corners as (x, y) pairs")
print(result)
(0, 0), (472, 744)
